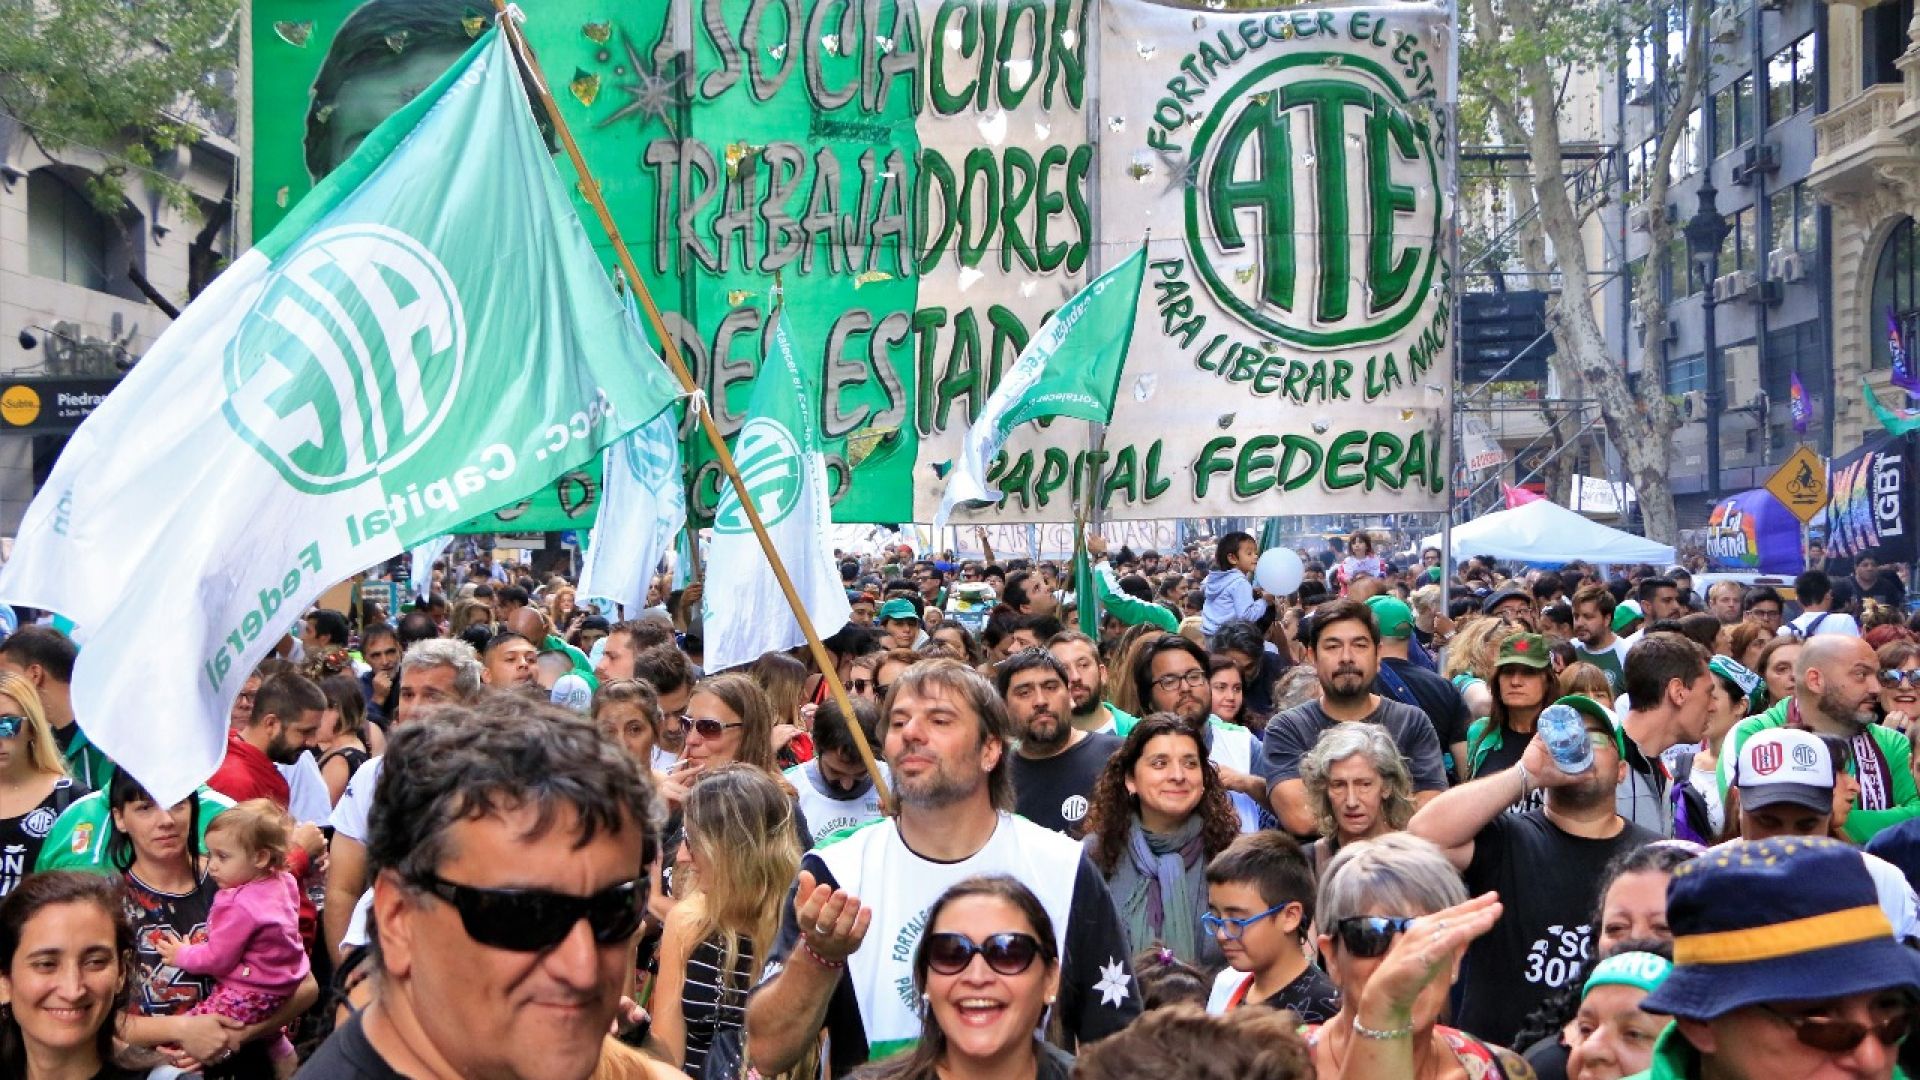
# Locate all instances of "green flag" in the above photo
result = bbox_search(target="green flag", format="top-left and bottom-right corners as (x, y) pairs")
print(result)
(934, 247), (1149, 528)
(1073, 536), (1099, 638)
(1866, 379), (1920, 436)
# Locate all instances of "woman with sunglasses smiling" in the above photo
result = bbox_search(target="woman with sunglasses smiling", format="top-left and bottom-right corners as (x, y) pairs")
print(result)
(1305, 833), (1515, 1080)
(850, 875), (1071, 1080)
(1874, 641), (1920, 740)
(1083, 714), (1241, 969)
(0, 672), (86, 898)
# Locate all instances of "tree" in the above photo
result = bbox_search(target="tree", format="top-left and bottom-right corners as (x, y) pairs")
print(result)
(0, 0), (242, 308)
(1460, 0), (1709, 542)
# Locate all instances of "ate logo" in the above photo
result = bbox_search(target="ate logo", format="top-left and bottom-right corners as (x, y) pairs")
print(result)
(1186, 54), (1441, 349)
(224, 224), (466, 494)
(714, 418), (802, 534)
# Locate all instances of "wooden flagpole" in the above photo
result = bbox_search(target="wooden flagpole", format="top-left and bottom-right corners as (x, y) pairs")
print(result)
(493, 6), (889, 810)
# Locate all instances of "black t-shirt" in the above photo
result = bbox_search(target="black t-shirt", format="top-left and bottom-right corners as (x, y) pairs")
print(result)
(1473, 735), (1544, 815)
(300, 1012), (407, 1079)
(1376, 657), (1471, 754)
(121, 870), (272, 1079)
(1835, 570), (1906, 610)
(0, 776), (85, 897)
(1453, 812), (1657, 1047)
(1013, 732), (1123, 836)
(1258, 698), (1449, 794)
(1257, 964), (1342, 1023)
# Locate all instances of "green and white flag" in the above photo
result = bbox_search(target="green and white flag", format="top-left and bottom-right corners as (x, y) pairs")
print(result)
(0, 28), (678, 806)
(702, 312), (850, 672)
(409, 534), (454, 604)
(576, 286), (686, 617)
(934, 247), (1148, 529)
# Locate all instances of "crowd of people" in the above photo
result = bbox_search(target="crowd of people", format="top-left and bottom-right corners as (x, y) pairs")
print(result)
(1, 529), (1918, 1079)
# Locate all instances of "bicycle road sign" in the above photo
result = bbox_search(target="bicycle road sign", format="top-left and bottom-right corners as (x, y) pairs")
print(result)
(1766, 445), (1828, 523)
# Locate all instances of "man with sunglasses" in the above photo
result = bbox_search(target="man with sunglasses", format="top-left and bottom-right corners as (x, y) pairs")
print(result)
(1409, 695), (1658, 1047)
(1633, 836), (1920, 1080)
(744, 658), (1139, 1077)
(301, 696), (660, 1080)
(1719, 634), (1920, 844)
(1260, 600), (1449, 837)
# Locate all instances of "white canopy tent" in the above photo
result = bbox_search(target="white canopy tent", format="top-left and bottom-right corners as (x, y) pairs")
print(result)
(1422, 499), (1676, 566)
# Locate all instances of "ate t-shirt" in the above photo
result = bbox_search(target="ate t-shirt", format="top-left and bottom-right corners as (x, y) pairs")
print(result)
(1453, 811), (1656, 1047)
(1013, 732), (1123, 836)
(1258, 698), (1449, 794)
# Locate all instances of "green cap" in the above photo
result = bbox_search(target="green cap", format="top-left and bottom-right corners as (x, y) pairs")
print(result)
(1496, 633), (1551, 670)
(1553, 694), (1629, 761)
(1612, 599), (1643, 633)
(1583, 951), (1673, 999)
(1365, 596), (1415, 639)
(877, 597), (921, 623)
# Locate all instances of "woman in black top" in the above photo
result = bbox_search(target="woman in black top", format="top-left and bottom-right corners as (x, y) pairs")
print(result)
(0, 872), (151, 1080)
(0, 673), (86, 898)
(316, 675), (373, 806)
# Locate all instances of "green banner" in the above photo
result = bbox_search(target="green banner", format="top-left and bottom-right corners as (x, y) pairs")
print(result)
(250, 0), (1454, 528)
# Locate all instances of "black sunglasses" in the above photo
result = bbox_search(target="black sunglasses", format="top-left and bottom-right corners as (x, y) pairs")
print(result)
(1761, 1003), (1912, 1054)
(415, 873), (645, 952)
(1333, 915), (1415, 958)
(925, 932), (1044, 976)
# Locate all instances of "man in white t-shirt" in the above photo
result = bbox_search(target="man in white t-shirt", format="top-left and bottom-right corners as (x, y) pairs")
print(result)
(323, 637), (483, 960)
(1783, 569), (1861, 639)
(744, 659), (1139, 1077)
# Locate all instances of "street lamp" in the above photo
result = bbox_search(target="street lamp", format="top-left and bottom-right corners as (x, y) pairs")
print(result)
(1684, 177), (1731, 500)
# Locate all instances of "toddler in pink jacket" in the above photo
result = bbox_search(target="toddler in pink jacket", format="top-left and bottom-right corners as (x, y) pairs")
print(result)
(155, 799), (311, 1077)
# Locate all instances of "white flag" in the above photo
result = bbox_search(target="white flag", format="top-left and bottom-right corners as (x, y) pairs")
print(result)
(0, 30), (679, 805)
(702, 313), (850, 672)
(576, 402), (685, 616)
(409, 534), (453, 604)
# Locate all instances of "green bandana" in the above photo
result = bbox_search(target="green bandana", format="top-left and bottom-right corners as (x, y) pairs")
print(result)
(1583, 951), (1673, 998)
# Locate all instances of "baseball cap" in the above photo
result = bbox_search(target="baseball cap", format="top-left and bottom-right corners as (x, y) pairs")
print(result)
(1612, 599), (1643, 633)
(1642, 837), (1920, 1020)
(1734, 727), (1835, 813)
(1553, 694), (1628, 761)
(1495, 633), (1551, 670)
(1365, 596), (1414, 639)
(876, 598), (921, 624)
(1708, 655), (1765, 713)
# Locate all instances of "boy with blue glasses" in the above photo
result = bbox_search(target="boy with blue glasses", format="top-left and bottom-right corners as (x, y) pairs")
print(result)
(1201, 831), (1338, 1022)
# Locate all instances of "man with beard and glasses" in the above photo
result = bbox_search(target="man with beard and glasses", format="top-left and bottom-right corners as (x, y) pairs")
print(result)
(744, 658), (1139, 1078)
(1000, 650), (1122, 835)
(1718, 634), (1920, 843)
(1050, 631), (1139, 736)
(1409, 695), (1658, 1047)
(1258, 599), (1450, 838)
(1131, 634), (1267, 831)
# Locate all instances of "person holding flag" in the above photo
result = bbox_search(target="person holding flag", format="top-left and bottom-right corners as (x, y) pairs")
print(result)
(0, 20), (680, 810)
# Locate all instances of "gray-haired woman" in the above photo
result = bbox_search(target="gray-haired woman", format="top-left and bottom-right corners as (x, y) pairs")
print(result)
(1305, 834), (1518, 1080)
(1298, 724), (1416, 880)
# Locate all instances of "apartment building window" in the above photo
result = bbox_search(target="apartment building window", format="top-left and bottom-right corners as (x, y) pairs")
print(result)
(1873, 217), (1919, 373)
(1671, 108), (1703, 182)
(1715, 207), (1758, 273)
(1867, 0), (1915, 88)
(1713, 84), (1736, 158)
(26, 169), (109, 291)
(1668, 353), (1706, 394)
(1767, 182), (1816, 258)
(1766, 34), (1816, 124)
(1667, 231), (1694, 297)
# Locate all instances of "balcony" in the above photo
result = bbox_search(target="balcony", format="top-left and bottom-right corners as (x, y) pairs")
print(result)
(1807, 83), (1920, 201)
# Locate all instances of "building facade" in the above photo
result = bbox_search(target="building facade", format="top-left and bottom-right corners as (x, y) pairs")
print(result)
(1809, 0), (1919, 448)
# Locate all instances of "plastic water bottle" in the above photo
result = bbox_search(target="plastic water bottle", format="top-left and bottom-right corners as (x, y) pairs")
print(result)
(1538, 703), (1594, 774)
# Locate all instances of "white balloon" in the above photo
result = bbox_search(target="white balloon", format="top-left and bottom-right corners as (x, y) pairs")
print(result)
(1255, 548), (1304, 596)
